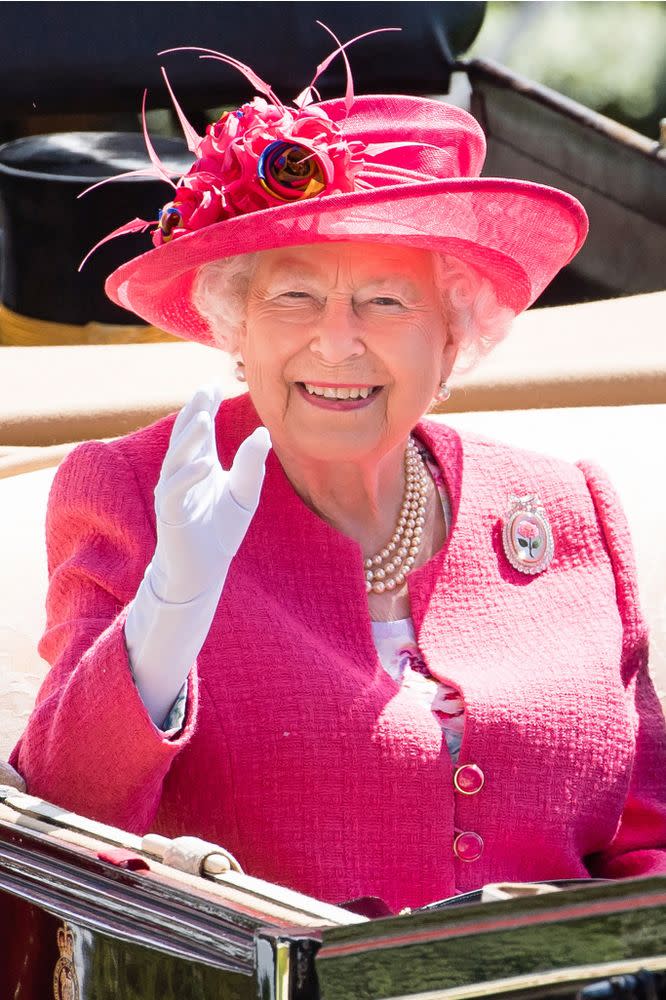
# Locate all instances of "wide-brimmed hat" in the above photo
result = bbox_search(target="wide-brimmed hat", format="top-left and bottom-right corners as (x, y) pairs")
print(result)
(101, 46), (588, 347)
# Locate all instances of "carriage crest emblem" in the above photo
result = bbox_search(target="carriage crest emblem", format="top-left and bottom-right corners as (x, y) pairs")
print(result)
(53, 922), (80, 1000)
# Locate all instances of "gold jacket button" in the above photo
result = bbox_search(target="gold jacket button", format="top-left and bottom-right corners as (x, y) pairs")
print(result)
(453, 763), (485, 795)
(453, 831), (484, 862)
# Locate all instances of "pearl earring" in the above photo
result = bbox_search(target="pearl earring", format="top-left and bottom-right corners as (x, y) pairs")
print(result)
(234, 360), (247, 383)
(435, 381), (451, 402)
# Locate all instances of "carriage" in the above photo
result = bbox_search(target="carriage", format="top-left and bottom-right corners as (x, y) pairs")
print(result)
(0, 4), (665, 997)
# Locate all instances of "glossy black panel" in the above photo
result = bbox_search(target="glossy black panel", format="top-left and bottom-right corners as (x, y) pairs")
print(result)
(317, 878), (666, 1000)
(0, 897), (255, 999)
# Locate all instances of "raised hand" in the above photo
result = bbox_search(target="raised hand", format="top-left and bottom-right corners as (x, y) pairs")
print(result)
(124, 386), (271, 726)
(150, 385), (271, 605)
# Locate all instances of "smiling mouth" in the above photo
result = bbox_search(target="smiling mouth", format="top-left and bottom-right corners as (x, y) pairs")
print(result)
(297, 382), (382, 400)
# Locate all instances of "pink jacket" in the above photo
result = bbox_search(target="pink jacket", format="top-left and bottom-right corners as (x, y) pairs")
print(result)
(12, 393), (666, 913)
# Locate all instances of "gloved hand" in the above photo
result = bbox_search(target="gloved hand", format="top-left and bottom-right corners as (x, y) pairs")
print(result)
(124, 385), (271, 727)
(150, 384), (271, 604)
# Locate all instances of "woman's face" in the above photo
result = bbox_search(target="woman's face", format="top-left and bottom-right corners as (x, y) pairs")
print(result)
(239, 242), (456, 463)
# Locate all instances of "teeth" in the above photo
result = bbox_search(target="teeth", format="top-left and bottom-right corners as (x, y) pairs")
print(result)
(303, 383), (375, 400)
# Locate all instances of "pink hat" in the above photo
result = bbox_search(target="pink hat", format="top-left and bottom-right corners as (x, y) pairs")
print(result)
(98, 44), (588, 347)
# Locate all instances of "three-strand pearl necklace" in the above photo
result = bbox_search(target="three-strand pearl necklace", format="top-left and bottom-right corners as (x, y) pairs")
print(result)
(365, 437), (430, 594)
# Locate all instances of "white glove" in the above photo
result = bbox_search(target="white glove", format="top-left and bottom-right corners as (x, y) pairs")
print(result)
(124, 385), (271, 727)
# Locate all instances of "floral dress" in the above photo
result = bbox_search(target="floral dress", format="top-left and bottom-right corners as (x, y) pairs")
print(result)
(371, 617), (464, 762)
(161, 443), (465, 760)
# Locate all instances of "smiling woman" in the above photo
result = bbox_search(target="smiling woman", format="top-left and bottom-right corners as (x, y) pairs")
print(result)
(191, 247), (514, 372)
(10, 38), (666, 915)
(191, 240), (513, 622)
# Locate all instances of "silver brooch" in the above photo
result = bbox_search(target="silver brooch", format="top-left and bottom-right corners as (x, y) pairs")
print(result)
(502, 493), (554, 575)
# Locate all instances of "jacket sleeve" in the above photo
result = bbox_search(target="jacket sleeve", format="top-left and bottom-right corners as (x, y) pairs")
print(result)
(9, 439), (199, 834)
(578, 461), (666, 877)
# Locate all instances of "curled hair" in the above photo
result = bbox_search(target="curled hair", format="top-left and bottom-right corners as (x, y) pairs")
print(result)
(191, 253), (259, 354)
(432, 255), (515, 372)
(191, 250), (514, 370)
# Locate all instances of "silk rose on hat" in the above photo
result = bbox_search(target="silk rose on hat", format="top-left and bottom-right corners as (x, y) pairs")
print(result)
(154, 96), (366, 247)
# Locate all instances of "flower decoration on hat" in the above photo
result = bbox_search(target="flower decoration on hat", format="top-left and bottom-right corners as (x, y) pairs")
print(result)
(78, 23), (398, 269)
(152, 94), (365, 248)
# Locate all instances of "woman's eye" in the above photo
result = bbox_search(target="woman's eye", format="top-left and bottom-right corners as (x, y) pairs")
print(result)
(371, 296), (402, 307)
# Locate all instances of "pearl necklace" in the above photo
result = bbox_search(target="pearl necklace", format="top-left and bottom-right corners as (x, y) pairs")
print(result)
(365, 437), (430, 594)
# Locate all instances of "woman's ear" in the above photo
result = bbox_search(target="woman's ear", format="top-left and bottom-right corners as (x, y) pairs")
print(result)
(440, 335), (459, 383)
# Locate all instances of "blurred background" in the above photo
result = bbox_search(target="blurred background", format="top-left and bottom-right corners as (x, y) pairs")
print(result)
(470, 1), (665, 142)
(7, 2), (662, 146)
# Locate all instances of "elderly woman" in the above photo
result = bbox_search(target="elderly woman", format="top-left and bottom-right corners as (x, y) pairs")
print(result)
(11, 56), (666, 914)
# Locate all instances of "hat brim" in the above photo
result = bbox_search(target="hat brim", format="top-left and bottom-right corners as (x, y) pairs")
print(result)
(106, 176), (588, 346)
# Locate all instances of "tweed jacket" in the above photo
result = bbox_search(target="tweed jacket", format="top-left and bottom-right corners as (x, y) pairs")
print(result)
(12, 392), (666, 913)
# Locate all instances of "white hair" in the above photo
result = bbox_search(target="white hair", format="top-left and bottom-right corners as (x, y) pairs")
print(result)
(431, 255), (515, 372)
(191, 249), (514, 372)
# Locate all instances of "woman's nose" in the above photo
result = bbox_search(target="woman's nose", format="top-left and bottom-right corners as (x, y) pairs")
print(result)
(308, 301), (365, 364)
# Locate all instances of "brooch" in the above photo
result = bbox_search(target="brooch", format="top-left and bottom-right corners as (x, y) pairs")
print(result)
(502, 493), (554, 575)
